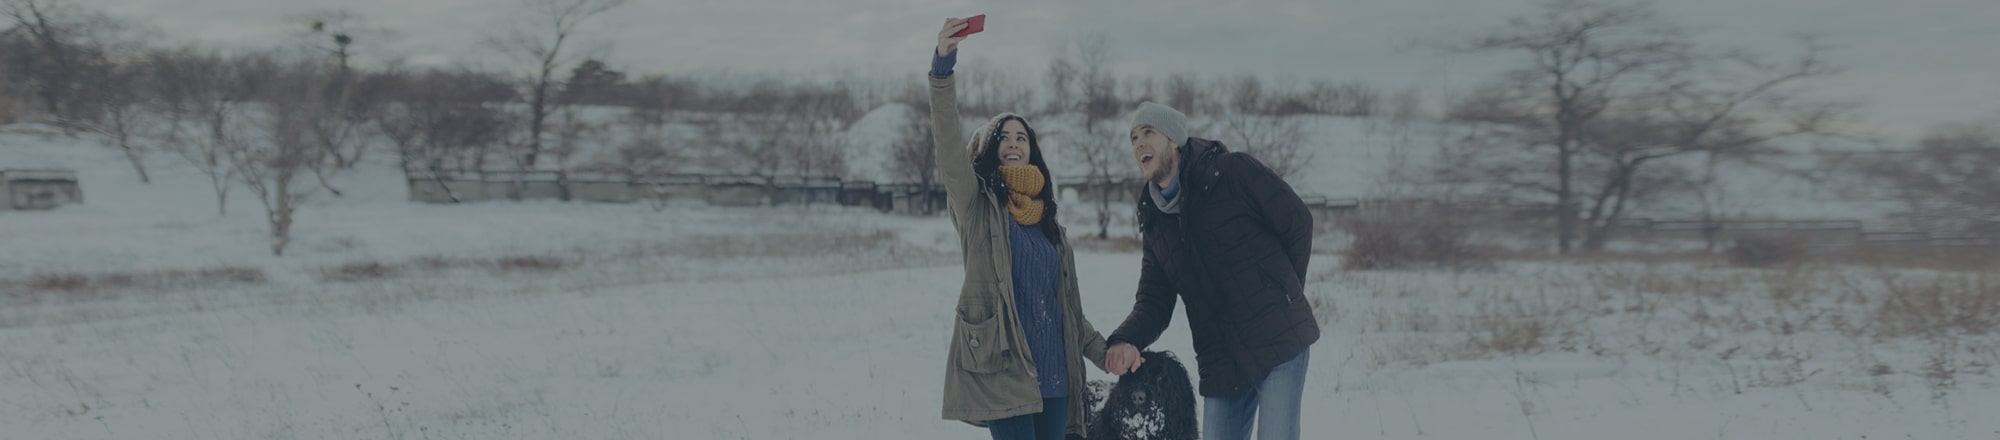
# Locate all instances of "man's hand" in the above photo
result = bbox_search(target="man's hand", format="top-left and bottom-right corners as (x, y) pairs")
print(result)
(1105, 342), (1145, 375)
(937, 17), (971, 57)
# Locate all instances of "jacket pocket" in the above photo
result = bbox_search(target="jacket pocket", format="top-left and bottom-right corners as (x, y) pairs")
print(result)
(1258, 262), (1303, 305)
(956, 314), (1013, 374)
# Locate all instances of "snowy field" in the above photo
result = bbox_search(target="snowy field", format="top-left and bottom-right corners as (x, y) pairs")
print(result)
(5, 128), (1998, 440)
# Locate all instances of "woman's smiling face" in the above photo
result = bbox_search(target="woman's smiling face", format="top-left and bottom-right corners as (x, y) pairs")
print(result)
(996, 119), (1031, 166)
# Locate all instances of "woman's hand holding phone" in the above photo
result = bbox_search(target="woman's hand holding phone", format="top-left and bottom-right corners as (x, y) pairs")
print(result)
(936, 15), (985, 57)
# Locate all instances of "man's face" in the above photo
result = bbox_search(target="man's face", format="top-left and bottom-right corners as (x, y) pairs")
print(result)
(1130, 125), (1179, 186)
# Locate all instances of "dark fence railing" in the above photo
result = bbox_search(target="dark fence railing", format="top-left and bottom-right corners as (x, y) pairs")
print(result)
(404, 170), (1994, 248)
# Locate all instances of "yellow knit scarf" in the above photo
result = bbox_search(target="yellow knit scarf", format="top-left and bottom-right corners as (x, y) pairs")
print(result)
(997, 165), (1047, 225)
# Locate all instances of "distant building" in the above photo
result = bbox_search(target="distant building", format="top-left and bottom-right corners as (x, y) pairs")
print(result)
(0, 169), (82, 211)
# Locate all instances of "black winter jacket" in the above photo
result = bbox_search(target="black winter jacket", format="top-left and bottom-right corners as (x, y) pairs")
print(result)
(1107, 137), (1321, 397)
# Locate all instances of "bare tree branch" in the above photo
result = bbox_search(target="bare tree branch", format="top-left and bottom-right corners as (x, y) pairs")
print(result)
(485, 0), (627, 172)
(1442, 0), (1847, 251)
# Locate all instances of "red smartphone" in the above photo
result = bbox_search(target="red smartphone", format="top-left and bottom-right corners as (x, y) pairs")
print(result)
(950, 14), (986, 38)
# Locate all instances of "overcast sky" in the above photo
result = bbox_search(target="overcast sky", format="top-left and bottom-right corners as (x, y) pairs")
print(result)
(102, 0), (2000, 139)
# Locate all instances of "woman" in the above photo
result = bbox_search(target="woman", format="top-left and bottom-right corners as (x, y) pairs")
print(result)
(929, 17), (1110, 440)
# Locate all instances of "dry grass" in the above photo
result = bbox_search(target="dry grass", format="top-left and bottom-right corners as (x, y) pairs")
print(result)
(1726, 234), (1810, 268)
(321, 261), (402, 283)
(1462, 300), (1573, 355)
(1819, 245), (2000, 272)
(1339, 209), (1492, 271)
(1349, 290), (1589, 363)
(660, 230), (898, 259)
(313, 229), (912, 287)
(1496, 249), (1724, 265)
(414, 255), (459, 271)
(1870, 272), (2000, 339)
(1490, 237), (2000, 274)
(320, 254), (573, 283)
(1350, 256), (2000, 397)
(2, 267), (267, 304)
(490, 255), (567, 273)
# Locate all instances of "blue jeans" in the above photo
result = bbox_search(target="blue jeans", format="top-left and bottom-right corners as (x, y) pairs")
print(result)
(988, 397), (1067, 440)
(1203, 349), (1310, 440)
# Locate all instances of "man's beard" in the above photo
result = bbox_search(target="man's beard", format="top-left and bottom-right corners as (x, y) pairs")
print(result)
(1146, 153), (1178, 186)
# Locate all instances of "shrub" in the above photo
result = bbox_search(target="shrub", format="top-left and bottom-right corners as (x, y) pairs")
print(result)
(323, 261), (403, 283)
(1340, 209), (1489, 270)
(1726, 234), (1809, 268)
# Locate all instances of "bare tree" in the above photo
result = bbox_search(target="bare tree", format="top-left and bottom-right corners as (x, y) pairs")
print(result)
(548, 106), (608, 201)
(712, 86), (788, 193)
(226, 55), (354, 256)
(787, 88), (852, 180)
(956, 59), (1034, 118)
(148, 49), (241, 215)
(587, 134), (676, 181)
(83, 47), (152, 183)
(1044, 52), (1077, 117)
(888, 80), (940, 214)
(1163, 73), (1208, 116)
(93, 69), (147, 181)
(1210, 111), (1310, 179)
(1304, 79), (1379, 117)
(1574, 42), (1842, 250)
(375, 67), (516, 202)
(486, 0), (627, 171)
(369, 68), (421, 168)
(290, 10), (395, 171)
(1445, 0), (1842, 252)
(1449, 0), (1680, 253)
(624, 74), (688, 131)
(1, 0), (109, 132)
(537, 58), (623, 200)
(1119, 75), (1157, 109)
(1076, 37), (1118, 127)
(287, 10), (378, 74)
(299, 63), (369, 197)
(0, 34), (24, 124)
(1841, 122), (2000, 236)
(1050, 33), (1125, 238)
(29, 11), (163, 183)
(1227, 75), (1266, 115)
(598, 73), (692, 203)
(708, 79), (856, 199)
(580, 131), (677, 210)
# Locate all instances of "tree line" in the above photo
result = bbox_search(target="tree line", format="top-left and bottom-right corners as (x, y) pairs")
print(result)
(2, 0), (1990, 256)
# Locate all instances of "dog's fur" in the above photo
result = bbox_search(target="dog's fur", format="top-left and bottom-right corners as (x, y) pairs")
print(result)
(1069, 350), (1199, 440)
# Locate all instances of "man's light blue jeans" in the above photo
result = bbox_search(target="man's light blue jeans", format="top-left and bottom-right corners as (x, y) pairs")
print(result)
(1203, 349), (1310, 440)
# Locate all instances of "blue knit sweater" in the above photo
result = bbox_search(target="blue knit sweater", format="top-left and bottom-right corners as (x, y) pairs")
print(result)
(931, 48), (958, 78)
(1009, 221), (1067, 398)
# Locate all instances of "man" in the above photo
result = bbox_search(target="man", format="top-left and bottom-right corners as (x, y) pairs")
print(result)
(1103, 101), (1319, 440)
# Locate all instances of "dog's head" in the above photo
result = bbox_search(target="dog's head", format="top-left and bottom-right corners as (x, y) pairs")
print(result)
(1123, 351), (1190, 406)
(1084, 350), (1199, 440)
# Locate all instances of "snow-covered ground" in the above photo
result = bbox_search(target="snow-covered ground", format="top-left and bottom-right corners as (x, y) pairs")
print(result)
(5, 128), (1996, 439)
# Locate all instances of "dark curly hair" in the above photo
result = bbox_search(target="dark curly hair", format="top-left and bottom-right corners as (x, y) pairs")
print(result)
(972, 114), (1063, 243)
(1078, 350), (1199, 440)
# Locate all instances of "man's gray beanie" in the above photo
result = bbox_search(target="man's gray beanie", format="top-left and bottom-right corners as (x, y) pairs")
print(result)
(1131, 101), (1189, 147)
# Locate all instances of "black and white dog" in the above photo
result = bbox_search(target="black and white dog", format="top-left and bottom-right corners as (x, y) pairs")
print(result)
(1071, 350), (1199, 440)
